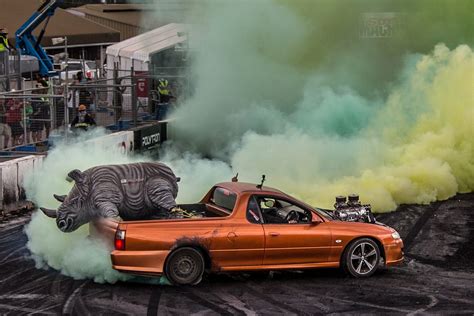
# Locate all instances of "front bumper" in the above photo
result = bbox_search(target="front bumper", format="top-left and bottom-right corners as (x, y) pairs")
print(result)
(384, 238), (404, 266)
(111, 250), (170, 275)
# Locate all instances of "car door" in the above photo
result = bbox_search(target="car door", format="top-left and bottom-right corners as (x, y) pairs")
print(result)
(257, 196), (333, 265)
(207, 193), (265, 268)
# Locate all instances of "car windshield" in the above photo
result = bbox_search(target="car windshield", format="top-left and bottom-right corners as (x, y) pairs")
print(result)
(211, 187), (237, 212)
(68, 63), (82, 71)
(86, 61), (96, 69)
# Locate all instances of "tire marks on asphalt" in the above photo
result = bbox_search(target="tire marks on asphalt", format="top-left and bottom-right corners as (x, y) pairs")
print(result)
(403, 203), (441, 251)
(181, 287), (237, 315)
(407, 295), (439, 315)
(146, 286), (162, 316)
(147, 286), (237, 316)
(241, 283), (311, 315)
(62, 280), (90, 315)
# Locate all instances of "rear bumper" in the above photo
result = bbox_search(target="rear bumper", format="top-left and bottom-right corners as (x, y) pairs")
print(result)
(111, 250), (170, 276)
(384, 239), (404, 266)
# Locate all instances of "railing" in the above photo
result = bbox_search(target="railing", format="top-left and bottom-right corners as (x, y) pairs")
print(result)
(0, 65), (187, 151)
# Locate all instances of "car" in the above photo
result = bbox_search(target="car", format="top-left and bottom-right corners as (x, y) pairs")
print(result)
(53, 59), (99, 80)
(111, 181), (404, 285)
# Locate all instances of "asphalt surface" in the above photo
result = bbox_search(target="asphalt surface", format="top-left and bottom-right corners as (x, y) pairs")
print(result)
(0, 193), (473, 315)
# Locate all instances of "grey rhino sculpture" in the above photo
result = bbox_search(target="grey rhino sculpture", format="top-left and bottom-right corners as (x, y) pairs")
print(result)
(40, 162), (179, 232)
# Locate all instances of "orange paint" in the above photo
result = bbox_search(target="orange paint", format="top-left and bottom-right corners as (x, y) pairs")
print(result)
(111, 182), (403, 280)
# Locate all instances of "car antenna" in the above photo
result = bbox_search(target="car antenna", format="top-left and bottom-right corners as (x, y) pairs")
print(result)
(231, 173), (239, 182)
(256, 175), (265, 189)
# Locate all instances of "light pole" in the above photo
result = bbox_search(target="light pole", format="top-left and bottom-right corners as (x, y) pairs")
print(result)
(52, 36), (68, 138)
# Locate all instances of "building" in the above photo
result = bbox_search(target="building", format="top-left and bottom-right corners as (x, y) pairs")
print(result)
(0, 0), (120, 61)
(68, 1), (195, 40)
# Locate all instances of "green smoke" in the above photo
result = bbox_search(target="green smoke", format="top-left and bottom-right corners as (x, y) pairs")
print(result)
(171, 0), (473, 155)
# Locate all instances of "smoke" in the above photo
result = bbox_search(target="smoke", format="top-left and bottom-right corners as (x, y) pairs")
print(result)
(24, 129), (231, 283)
(24, 0), (473, 283)
(166, 0), (473, 211)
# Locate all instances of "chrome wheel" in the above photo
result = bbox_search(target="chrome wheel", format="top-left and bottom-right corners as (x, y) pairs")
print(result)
(350, 242), (378, 275)
(343, 238), (380, 277)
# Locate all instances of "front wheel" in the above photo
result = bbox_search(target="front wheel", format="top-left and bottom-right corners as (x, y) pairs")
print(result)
(342, 238), (380, 277)
(165, 247), (205, 285)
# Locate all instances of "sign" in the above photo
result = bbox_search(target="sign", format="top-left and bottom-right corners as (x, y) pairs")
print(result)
(133, 123), (167, 151)
(135, 71), (149, 98)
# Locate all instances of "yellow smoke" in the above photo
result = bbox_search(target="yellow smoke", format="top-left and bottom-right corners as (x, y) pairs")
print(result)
(242, 44), (473, 211)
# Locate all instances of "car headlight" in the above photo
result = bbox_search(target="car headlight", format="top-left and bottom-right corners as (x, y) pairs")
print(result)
(391, 231), (401, 239)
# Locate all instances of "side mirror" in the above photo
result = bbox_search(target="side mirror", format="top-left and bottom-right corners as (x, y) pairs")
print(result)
(310, 211), (323, 224)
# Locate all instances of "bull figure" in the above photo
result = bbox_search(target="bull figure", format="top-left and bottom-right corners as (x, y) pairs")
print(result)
(40, 162), (179, 232)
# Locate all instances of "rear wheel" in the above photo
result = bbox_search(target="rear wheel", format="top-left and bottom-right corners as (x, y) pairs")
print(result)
(165, 247), (205, 285)
(342, 238), (380, 277)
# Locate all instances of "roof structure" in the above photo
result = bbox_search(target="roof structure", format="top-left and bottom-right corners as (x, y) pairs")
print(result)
(0, 0), (120, 46)
(106, 23), (189, 63)
(70, 4), (162, 28)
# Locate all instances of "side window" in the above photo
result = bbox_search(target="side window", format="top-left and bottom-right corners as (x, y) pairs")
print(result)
(246, 196), (262, 224)
(257, 196), (311, 224)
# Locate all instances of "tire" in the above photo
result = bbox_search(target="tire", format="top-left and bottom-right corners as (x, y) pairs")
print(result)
(165, 247), (205, 285)
(342, 238), (380, 278)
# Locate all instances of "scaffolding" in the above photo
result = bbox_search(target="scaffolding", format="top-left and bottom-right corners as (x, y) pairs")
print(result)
(0, 61), (188, 151)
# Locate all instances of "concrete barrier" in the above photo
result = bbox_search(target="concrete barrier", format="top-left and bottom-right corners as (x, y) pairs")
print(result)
(0, 155), (44, 212)
(0, 130), (135, 212)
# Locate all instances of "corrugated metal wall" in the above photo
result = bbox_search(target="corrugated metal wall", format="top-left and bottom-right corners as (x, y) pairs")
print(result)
(84, 14), (145, 40)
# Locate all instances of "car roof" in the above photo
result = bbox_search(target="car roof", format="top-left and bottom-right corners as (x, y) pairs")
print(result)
(215, 182), (286, 195)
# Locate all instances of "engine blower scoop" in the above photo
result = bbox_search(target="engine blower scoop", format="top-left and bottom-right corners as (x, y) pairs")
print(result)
(333, 194), (376, 223)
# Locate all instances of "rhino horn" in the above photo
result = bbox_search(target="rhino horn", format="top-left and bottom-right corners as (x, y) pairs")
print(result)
(40, 207), (58, 218)
(53, 194), (66, 202)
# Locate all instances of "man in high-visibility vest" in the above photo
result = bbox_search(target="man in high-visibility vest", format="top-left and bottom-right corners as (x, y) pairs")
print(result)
(155, 78), (174, 120)
(0, 28), (12, 53)
(157, 78), (171, 103)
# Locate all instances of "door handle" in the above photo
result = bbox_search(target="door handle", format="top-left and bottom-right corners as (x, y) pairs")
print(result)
(269, 232), (280, 237)
(227, 232), (237, 239)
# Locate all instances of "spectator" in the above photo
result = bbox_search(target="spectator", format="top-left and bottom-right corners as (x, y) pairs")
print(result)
(39, 87), (51, 139)
(71, 104), (96, 131)
(67, 75), (80, 123)
(0, 99), (11, 149)
(54, 84), (65, 128)
(30, 88), (43, 142)
(0, 28), (13, 53)
(5, 99), (23, 145)
(23, 100), (33, 143)
(155, 78), (174, 120)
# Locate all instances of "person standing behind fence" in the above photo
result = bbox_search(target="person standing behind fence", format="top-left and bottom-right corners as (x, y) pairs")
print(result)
(5, 99), (23, 146)
(39, 86), (51, 139)
(77, 71), (92, 108)
(0, 99), (11, 149)
(156, 78), (174, 120)
(24, 100), (33, 143)
(30, 88), (44, 142)
(0, 28), (12, 53)
(71, 104), (95, 132)
(68, 75), (80, 123)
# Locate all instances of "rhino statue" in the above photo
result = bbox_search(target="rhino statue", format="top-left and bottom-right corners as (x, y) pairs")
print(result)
(40, 162), (179, 232)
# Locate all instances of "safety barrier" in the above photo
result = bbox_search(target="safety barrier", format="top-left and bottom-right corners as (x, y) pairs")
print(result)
(0, 130), (136, 215)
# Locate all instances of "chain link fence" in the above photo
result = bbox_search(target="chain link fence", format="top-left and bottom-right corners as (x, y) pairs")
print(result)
(0, 62), (190, 151)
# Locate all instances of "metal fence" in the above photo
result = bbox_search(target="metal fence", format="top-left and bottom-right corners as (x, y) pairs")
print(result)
(0, 51), (22, 93)
(0, 62), (189, 151)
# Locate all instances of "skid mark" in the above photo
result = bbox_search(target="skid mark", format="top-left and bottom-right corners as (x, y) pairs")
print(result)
(407, 295), (439, 315)
(146, 286), (162, 316)
(62, 281), (89, 315)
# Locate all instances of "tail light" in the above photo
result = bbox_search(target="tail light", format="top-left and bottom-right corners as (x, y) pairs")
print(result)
(86, 70), (92, 79)
(115, 229), (126, 250)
